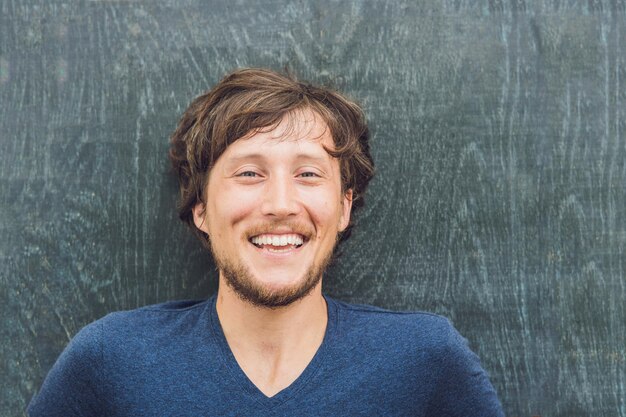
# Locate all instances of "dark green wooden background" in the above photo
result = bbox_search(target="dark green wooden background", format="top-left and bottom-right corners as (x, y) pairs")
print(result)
(2, 1), (625, 416)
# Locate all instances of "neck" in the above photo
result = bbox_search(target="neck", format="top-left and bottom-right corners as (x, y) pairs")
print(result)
(215, 278), (328, 354)
(214, 277), (329, 397)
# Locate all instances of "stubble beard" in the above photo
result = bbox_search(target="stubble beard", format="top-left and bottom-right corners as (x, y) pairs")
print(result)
(211, 243), (335, 309)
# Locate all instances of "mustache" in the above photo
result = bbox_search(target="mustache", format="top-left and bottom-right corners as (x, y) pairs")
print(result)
(245, 220), (315, 241)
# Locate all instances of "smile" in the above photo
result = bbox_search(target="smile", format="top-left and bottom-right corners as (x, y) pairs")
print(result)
(249, 233), (305, 251)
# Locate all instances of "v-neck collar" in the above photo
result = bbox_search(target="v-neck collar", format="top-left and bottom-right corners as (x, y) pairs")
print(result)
(207, 294), (338, 410)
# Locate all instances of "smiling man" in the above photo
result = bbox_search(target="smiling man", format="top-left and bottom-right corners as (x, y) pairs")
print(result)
(191, 107), (350, 313)
(28, 69), (504, 416)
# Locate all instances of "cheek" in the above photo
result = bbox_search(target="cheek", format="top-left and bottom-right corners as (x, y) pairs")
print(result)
(303, 194), (344, 232)
(208, 189), (258, 228)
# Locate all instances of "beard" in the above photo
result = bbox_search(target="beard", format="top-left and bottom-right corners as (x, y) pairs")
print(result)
(210, 240), (335, 309)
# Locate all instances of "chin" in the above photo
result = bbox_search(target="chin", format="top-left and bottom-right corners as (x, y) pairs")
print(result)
(220, 262), (323, 309)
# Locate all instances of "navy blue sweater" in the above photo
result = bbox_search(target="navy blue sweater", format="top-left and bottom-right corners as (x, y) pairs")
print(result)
(28, 296), (504, 416)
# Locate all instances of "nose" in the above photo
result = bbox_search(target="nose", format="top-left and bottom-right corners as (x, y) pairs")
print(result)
(260, 174), (301, 218)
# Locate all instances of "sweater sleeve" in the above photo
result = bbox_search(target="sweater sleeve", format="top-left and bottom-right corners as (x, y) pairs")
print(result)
(426, 319), (505, 417)
(27, 320), (105, 417)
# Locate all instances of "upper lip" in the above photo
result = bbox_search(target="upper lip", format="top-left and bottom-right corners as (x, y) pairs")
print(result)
(248, 227), (309, 239)
(251, 231), (304, 237)
(249, 232), (307, 240)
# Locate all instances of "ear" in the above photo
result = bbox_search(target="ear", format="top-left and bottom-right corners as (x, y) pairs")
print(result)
(192, 201), (210, 234)
(338, 189), (353, 232)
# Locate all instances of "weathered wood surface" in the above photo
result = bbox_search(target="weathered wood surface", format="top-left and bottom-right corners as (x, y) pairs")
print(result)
(1, 1), (624, 416)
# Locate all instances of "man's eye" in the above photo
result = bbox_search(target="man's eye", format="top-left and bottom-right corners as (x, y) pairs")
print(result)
(238, 171), (258, 177)
(299, 172), (319, 178)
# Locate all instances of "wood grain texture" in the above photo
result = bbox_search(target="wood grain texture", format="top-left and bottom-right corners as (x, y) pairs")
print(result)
(1, 1), (624, 416)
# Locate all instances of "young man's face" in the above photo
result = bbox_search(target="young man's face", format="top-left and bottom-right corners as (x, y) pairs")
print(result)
(193, 108), (352, 307)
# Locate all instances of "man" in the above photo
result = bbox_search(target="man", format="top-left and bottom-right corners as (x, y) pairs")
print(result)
(29, 68), (504, 416)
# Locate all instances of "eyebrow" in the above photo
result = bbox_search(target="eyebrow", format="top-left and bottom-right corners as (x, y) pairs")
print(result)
(225, 152), (331, 163)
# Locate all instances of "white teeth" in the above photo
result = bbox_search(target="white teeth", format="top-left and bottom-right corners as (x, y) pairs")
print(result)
(250, 234), (304, 247)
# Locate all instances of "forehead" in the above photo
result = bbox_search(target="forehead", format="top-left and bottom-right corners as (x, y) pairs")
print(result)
(225, 108), (335, 157)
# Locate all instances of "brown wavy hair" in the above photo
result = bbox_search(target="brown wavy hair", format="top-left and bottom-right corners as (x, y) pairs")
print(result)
(169, 68), (374, 246)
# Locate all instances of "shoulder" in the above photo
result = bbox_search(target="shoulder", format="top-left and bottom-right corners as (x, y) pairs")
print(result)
(27, 317), (106, 416)
(326, 296), (471, 368)
(86, 298), (211, 353)
(52, 298), (210, 369)
(328, 297), (456, 348)
(28, 299), (211, 416)
(47, 298), (212, 374)
(326, 298), (504, 415)
(330, 297), (448, 323)
(99, 299), (209, 327)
